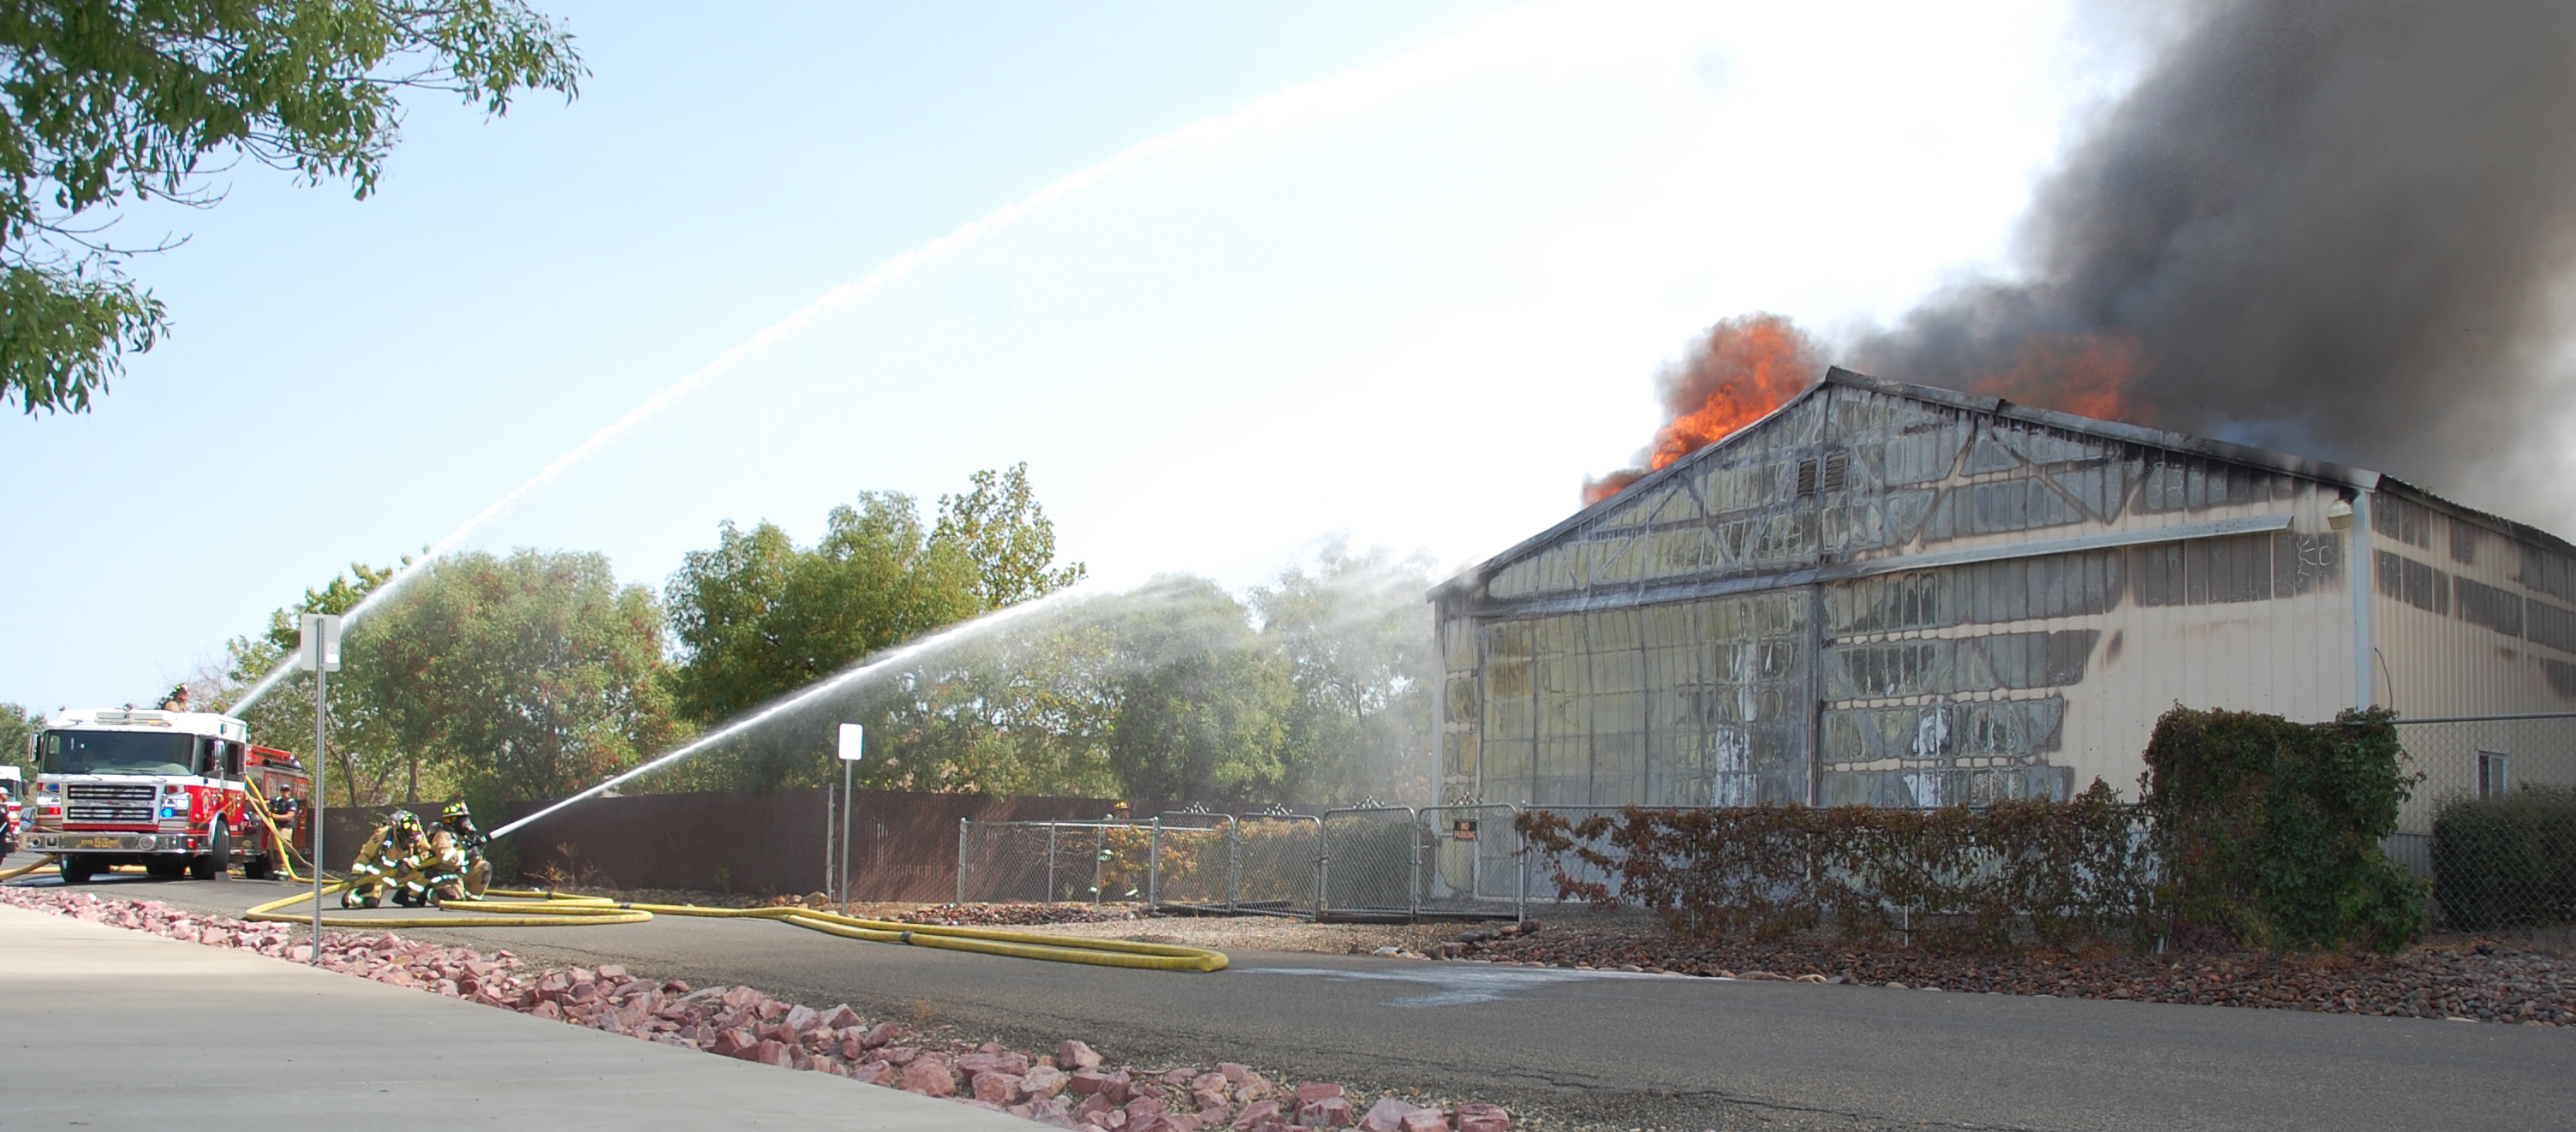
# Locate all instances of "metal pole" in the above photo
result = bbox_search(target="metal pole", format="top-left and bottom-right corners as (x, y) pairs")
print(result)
(1046, 821), (1058, 903)
(955, 817), (969, 906)
(838, 762), (854, 911)
(821, 783), (834, 898)
(1148, 817), (1161, 909)
(310, 660), (326, 963)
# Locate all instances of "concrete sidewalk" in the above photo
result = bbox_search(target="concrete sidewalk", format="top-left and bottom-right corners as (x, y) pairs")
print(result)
(0, 904), (1028, 1130)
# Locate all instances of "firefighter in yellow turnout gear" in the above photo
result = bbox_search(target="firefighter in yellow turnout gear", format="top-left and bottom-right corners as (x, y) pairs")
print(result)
(341, 810), (435, 909)
(426, 801), (492, 903)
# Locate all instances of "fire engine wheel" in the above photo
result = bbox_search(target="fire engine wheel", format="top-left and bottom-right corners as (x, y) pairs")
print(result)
(58, 858), (94, 885)
(191, 828), (230, 881)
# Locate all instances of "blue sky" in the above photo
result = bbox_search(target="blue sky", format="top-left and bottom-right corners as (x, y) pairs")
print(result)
(2, 0), (2116, 712)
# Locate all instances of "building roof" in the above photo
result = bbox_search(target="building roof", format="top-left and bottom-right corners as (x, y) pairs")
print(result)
(1435, 366), (2576, 601)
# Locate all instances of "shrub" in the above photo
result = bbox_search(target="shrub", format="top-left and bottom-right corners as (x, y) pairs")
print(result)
(1517, 782), (2153, 950)
(2432, 785), (2576, 931)
(2142, 706), (2426, 953)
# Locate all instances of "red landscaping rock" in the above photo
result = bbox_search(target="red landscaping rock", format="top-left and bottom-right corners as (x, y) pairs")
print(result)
(1455, 1104), (1511, 1132)
(1060, 1039), (1105, 1071)
(902, 1055), (957, 1096)
(1358, 1097), (1424, 1132)
(1300, 1096), (1354, 1128)
(1398, 1110), (1451, 1132)
(974, 1069), (1025, 1104)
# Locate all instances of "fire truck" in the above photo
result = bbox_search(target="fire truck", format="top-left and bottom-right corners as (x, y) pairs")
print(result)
(21, 708), (310, 884)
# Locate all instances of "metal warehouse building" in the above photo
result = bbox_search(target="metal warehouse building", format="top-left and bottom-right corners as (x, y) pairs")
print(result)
(1428, 367), (2576, 816)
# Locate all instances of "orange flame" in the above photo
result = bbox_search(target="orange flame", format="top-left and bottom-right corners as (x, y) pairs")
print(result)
(1969, 332), (2150, 424)
(1583, 313), (1822, 505)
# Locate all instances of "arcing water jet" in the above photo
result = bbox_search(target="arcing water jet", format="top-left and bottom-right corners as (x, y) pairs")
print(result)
(488, 582), (1100, 840)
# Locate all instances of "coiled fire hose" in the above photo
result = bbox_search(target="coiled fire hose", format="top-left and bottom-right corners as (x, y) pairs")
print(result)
(225, 783), (1227, 972)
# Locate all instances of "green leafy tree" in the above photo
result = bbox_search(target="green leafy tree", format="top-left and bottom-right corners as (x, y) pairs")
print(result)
(0, 700), (39, 772)
(933, 462), (1088, 607)
(1105, 576), (1293, 807)
(1252, 543), (1437, 805)
(212, 558), (413, 805)
(361, 550), (677, 808)
(662, 469), (1087, 792)
(0, 0), (584, 415)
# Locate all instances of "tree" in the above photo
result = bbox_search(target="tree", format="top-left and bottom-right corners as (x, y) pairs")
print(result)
(1251, 544), (1438, 805)
(933, 462), (1088, 607)
(360, 550), (677, 808)
(661, 469), (1088, 792)
(212, 558), (414, 806)
(0, 0), (584, 415)
(1105, 576), (1293, 807)
(0, 700), (38, 773)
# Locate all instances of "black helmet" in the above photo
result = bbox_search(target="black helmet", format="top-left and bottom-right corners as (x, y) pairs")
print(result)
(442, 801), (473, 824)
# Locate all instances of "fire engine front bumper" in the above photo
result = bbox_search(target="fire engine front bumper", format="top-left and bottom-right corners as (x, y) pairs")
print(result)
(24, 833), (206, 855)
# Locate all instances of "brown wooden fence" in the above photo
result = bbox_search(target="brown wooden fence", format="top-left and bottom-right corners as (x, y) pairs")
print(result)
(497, 789), (1133, 901)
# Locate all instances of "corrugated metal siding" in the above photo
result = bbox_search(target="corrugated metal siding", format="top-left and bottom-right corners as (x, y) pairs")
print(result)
(2369, 491), (2576, 719)
(1438, 379), (2418, 809)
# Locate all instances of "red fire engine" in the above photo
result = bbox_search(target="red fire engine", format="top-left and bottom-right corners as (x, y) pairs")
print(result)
(21, 708), (309, 884)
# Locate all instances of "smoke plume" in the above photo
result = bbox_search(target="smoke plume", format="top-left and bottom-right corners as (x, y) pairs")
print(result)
(1857, 0), (2576, 518)
(1590, 1), (2576, 527)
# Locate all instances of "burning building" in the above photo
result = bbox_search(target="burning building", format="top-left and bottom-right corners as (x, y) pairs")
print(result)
(1429, 366), (2576, 810)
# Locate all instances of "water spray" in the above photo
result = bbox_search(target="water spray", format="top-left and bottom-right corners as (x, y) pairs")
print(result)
(221, 32), (1485, 718)
(488, 582), (1096, 841)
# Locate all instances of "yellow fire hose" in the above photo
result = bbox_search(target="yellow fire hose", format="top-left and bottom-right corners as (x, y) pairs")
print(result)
(0, 855), (59, 881)
(239, 885), (1229, 971)
(231, 786), (1225, 970)
(17, 785), (1228, 971)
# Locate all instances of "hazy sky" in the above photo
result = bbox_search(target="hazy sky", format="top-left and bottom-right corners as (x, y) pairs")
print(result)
(2, 0), (2117, 711)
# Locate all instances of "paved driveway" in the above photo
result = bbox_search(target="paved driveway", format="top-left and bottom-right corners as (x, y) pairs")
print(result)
(24, 866), (2575, 1131)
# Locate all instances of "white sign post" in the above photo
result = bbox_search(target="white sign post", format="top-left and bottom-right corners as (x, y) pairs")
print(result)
(837, 724), (862, 912)
(297, 613), (341, 962)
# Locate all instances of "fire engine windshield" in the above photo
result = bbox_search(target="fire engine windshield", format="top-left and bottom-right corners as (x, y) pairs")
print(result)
(40, 730), (198, 776)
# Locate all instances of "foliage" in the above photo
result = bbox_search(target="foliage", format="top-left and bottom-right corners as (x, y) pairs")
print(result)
(1105, 576), (1294, 808)
(1518, 782), (2154, 950)
(1252, 543), (1435, 806)
(213, 551), (673, 810)
(214, 557), (413, 806)
(0, 700), (37, 772)
(359, 550), (677, 809)
(2142, 706), (2427, 953)
(2432, 785), (2576, 931)
(0, 0), (583, 415)
(933, 462), (1088, 608)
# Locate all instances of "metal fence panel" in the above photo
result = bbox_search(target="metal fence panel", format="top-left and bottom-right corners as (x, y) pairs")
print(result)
(1321, 807), (1419, 916)
(1233, 814), (1323, 916)
(2395, 715), (2576, 930)
(1149, 813), (1235, 909)
(1416, 803), (1524, 919)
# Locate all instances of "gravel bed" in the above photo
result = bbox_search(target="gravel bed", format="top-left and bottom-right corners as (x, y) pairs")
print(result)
(1448, 918), (2576, 1026)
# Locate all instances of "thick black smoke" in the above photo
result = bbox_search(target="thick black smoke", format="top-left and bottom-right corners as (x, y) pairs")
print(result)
(1851, 0), (2576, 526)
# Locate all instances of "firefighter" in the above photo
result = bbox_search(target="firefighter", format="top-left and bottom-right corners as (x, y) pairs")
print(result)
(427, 801), (492, 903)
(341, 810), (429, 909)
(158, 685), (191, 712)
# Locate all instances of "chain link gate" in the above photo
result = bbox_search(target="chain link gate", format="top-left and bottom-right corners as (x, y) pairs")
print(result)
(1416, 803), (1526, 920)
(1148, 813), (1234, 910)
(1319, 807), (1419, 920)
(1232, 813), (1324, 917)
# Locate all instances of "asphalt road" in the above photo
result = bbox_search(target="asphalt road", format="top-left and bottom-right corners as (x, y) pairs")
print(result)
(16, 865), (2574, 1132)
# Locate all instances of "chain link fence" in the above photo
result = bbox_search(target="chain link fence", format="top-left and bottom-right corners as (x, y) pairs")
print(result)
(956, 812), (1325, 915)
(2394, 713), (2576, 932)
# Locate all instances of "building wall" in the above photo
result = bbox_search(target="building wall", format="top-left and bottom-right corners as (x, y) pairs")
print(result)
(1437, 376), (2380, 809)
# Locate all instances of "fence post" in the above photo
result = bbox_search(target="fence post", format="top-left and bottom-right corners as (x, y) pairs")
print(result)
(1512, 803), (1528, 926)
(1316, 817), (1332, 917)
(1410, 812), (1423, 921)
(1227, 818), (1242, 914)
(1046, 821), (1059, 903)
(1093, 825), (1105, 904)
(956, 817), (969, 906)
(1148, 816), (1162, 909)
